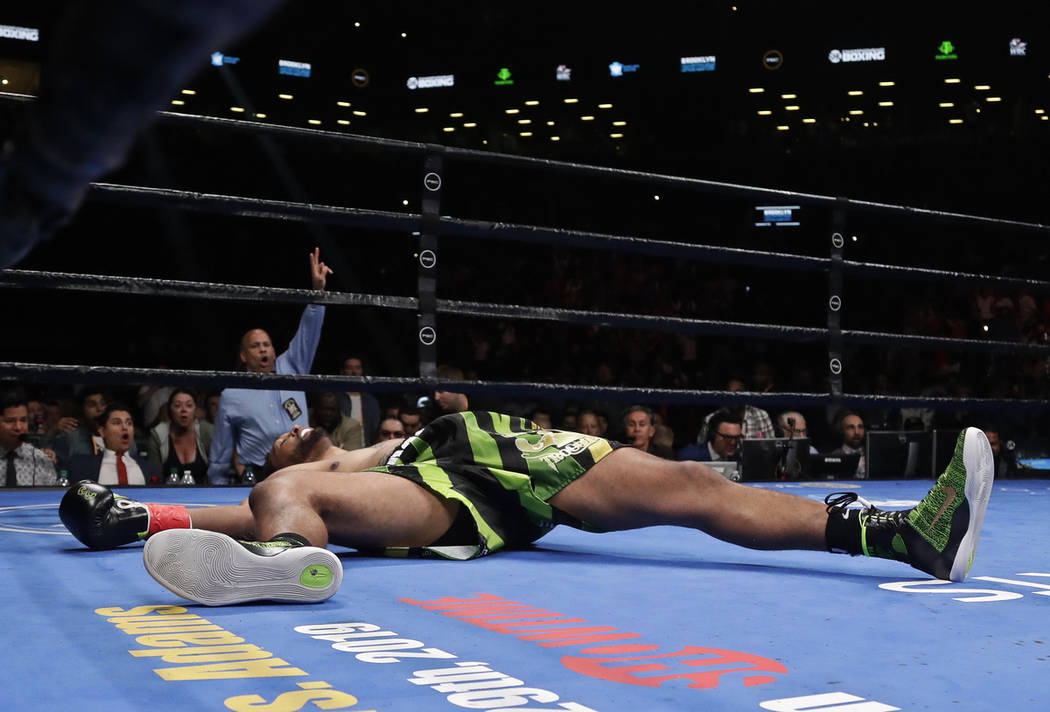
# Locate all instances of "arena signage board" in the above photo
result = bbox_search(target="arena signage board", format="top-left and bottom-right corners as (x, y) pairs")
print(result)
(828, 47), (886, 63)
(935, 41), (958, 60)
(0, 24), (38, 41)
(609, 61), (640, 77)
(278, 59), (311, 77)
(406, 74), (455, 90)
(681, 55), (716, 72)
(754, 205), (800, 227)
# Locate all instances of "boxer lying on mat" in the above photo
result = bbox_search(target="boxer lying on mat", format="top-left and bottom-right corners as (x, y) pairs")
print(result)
(60, 411), (994, 606)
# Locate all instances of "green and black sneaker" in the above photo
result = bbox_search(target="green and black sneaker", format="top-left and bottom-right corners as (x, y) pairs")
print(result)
(143, 529), (342, 605)
(825, 427), (994, 582)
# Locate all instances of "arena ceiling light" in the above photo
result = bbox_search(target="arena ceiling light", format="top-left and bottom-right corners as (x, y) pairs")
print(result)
(442, 127), (454, 132)
(944, 78), (961, 84)
(580, 115), (595, 121)
(612, 121), (627, 126)
(414, 107), (429, 113)
(450, 112), (464, 118)
(610, 133), (624, 138)
(878, 81), (895, 87)
(879, 101), (894, 107)
(776, 125), (789, 131)
(749, 87), (764, 93)
(337, 101), (351, 107)
(463, 122), (477, 127)
(974, 85), (991, 91)
(353, 110), (366, 116)
(598, 103), (613, 109)
(848, 90), (863, 96)
(757, 109), (772, 115)
(849, 109), (864, 115)
(550, 136), (560, 141)
(525, 100), (540, 106)
(505, 108), (520, 114)
(986, 97), (1002, 102)
(337, 119), (350, 125)
(949, 118), (964, 124)
(563, 98), (579, 103)
(802, 118), (816, 123)
(278, 93), (293, 100)
(517, 119), (531, 124)
(181, 89), (196, 95)
(255, 113), (266, 119)
(781, 93), (797, 99)
(170, 100), (185, 106)
(230, 106), (245, 112)
(307, 119), (321, 125)
(519, 131), (532, 137)
(785, 105), (799, 111)
(939, 102), (954, 107)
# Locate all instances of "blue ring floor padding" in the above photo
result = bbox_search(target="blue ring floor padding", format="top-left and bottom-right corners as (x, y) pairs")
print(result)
(2, 480), (1048, 712)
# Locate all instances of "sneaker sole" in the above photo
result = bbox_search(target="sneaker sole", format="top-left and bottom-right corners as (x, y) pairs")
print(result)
(143, 529), (343, 605)
(948, 427), (995, 582)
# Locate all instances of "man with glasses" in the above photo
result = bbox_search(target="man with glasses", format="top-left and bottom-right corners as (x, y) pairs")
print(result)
(697, 409), (744, 462)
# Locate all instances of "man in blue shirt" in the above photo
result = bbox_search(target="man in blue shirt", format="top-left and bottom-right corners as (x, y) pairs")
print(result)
(207, 248), (332, 484)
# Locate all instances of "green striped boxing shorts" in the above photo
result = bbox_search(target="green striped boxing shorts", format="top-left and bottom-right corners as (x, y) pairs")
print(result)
(365, 411), (623, 560)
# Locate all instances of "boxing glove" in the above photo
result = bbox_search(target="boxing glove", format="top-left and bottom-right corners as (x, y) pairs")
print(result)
(59, 480), (149, 549)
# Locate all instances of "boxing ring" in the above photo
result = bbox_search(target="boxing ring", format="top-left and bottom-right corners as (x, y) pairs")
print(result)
(2, 98), (1050, 710)
(3, 481), (1049, 711)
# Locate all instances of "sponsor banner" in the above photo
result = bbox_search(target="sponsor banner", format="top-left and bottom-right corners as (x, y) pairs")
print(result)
(828, 47), (886, 64)
(0, 24), (38, 42)
(1009, 37), (1027, 56)
(609, 61), (639, 77)
(279, 59), (311, 78)
(755, 205), (801, 227)
(407, 74), (455, 90)
(556, 64), (572, 81)
(681, 55), (716, 72)
(400, 593), (790, 691)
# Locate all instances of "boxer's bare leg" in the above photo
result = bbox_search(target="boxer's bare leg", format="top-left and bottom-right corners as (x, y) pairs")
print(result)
(549, 447), (827, 551)
(186, 499), (257, 539)
(247, 469), (459, 548)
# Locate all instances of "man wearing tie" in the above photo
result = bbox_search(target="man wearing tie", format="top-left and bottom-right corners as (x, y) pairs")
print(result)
(69, 403), (158, 486)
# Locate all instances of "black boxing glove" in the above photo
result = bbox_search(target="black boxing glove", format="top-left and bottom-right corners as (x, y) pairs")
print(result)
(59, 480), (150, 550)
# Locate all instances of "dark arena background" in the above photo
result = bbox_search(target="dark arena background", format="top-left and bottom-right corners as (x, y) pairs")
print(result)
(1, 3), (1049, 711)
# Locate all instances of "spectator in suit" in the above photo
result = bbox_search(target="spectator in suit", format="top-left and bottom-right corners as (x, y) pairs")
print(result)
(339, 355), (381, 445)
(829, 410), (867, 479)
(680, 409), (743, 462)
(1, 389), (58, 487)
(69, 403), (159, 485)
(52, 387), (108, 466)
(313, 391), (364, 451)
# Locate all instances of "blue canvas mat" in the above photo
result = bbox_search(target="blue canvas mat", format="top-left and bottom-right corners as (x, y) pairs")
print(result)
(2, 479), (1048, 711)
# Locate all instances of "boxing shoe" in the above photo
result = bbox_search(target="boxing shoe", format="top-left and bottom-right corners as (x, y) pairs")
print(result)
(825, 427), (994, 582)
(144, 530), (342, 606)
(59, 481), (189, 549)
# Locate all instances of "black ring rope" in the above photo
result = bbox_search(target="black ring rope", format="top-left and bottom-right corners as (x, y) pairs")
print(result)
(0, 361), (1044, 412)
(0, 269), (416, 310)
(154, 107), (1050, 233)
(2, 94), (1047, 234)
(3, 93), (1049, 418)
(3, 268), (1048, 356)
(83, 182), (1050, 294)
(7, 267), (1049, 356)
